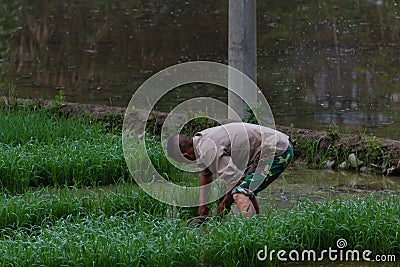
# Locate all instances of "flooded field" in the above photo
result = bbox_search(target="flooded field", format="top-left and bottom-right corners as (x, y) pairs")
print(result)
(0, 102), (398, 265)
(1, 0), (399, 139)
(258, 164), (400, 211)
(35, 165), (400, 215)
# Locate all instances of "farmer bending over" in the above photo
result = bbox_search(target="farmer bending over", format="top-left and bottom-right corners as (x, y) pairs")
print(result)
(167, 122), (293, 218)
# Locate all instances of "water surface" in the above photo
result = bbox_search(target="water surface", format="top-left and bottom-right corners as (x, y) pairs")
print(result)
(2, 0), (400, 139)
(258, 164), (400, 211)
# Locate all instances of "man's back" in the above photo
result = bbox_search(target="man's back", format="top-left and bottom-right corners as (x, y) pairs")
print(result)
(192, 122), (289, 182)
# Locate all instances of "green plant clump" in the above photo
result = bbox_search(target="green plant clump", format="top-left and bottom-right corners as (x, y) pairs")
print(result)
(0, 106), (197, 193)
(0, 109), (129, 192)
(0, 191), (397, 266)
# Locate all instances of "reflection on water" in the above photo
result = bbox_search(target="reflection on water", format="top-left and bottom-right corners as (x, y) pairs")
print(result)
(258, 164), (400, 211)
(1, 0), (400, 138)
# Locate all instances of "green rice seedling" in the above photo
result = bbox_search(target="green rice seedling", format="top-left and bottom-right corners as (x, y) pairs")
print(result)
(124, 135), (198, 185)
(202, 194), (400, 265)
(180, 116), (220, 136)
(0, 136), (129, 193)
(0, 193), (398, 266)
(0, 184), (173, 233)
(296, 138), (321, 168)
(326, 122), (340, 140)
(0, 111), (141, 190)
(0, 109), (108, 146)
(1, 108), (192, 192)
(145, 137), (183, 182)
(361, 133), (386, 166)
(0, 214), (202, 266)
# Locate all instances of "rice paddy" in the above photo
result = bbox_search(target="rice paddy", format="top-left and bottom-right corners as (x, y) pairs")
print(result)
(0, 187), (398, 266)
(0, 107), (187, 193)
(1, 107), (399, 266)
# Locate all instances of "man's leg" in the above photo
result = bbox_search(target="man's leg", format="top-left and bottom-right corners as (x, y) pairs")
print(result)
(253, 145), (293, 195)
(233, 192), (257, 218)
(231, 145), (293, 217)
(231, 187), (258, 217)
(218, 188), (260, 216)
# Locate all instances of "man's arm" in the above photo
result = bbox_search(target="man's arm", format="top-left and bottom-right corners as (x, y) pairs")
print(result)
(198, 173), (213, 216)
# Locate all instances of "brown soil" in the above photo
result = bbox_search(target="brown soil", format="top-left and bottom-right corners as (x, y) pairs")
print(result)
(277, 125), (400, 175)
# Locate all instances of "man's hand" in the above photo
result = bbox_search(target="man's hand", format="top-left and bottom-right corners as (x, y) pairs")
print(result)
(217, 191), (234, 216)
(198, 205), (210, 216)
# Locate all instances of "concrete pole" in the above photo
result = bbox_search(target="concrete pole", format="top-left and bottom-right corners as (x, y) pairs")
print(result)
(228, 0), (257, 120)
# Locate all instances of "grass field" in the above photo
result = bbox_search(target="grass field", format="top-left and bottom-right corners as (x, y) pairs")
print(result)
(1, 107), (399, 266)
(0, 108), (127, 192)
(0, 107), (187, 193)
(0, 186), (398, 266)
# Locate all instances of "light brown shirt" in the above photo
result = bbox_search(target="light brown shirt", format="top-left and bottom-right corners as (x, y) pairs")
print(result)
(192, 122), (289, 187)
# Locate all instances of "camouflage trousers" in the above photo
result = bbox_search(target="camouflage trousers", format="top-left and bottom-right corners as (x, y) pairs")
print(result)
(231, 145), (293, 196)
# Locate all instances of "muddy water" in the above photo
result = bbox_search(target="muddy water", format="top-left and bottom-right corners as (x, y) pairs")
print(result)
(85, 164), (400, 211)
(257, 164), (400, 211)
(1, 0), (400, 139)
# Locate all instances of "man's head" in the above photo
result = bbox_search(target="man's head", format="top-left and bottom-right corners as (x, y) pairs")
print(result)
(166, 134), (196, 162)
